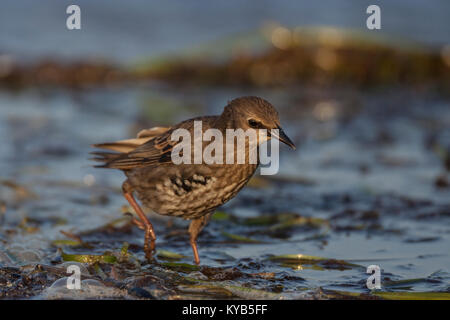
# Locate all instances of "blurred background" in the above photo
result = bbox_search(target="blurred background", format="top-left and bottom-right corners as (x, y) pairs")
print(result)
(0, 1), (449, 299)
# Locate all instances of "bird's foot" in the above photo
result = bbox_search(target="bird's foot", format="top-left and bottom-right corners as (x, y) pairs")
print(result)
(122, 183), (158, 264)
(143, 226), (157, 261)
(123, 212), (156, 261)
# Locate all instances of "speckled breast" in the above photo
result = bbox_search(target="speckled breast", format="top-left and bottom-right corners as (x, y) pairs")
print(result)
(125, 163), (258, 219)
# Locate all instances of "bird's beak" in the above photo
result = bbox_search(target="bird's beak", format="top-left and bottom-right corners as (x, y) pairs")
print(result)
(272, 126), (296, 150)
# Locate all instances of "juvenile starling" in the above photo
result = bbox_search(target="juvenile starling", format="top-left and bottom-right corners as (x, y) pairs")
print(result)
(91, 96), (295, 264)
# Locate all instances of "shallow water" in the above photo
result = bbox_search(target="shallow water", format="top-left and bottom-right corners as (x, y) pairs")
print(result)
(0, 82), (449, 299)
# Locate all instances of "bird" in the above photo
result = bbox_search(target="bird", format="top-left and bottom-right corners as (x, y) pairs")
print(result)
(91, 96), (295, 265)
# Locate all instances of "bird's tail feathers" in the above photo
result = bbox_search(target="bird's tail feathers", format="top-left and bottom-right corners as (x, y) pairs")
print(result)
(89, 151), (123, 168)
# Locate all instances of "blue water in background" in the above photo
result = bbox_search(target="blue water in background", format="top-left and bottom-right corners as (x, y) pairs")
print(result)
(0, 0), (449, 63)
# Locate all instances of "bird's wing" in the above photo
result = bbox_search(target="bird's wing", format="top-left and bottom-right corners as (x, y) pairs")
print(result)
(91, 116), (218, 170)
(91, 116), (210, 169)
(91, 125), (174, 169)
(102, 128), (178, 169)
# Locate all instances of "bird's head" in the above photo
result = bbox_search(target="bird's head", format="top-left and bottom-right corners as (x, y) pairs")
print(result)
(221, 96), (296, 149)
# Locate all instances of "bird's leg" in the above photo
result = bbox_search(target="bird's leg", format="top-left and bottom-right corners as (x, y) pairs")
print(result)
(122, 181), (156, 260)
(123, 212), (145, 230)
(188, 212), (212, 265)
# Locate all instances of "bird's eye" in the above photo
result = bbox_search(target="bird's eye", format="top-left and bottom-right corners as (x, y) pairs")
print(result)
(248, 119), (259, 128)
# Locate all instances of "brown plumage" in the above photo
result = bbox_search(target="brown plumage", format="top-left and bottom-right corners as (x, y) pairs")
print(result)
(91, 96), (295, 264)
